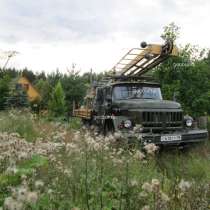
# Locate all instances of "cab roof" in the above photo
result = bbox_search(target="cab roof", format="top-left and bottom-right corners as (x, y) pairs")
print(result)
(108, 81), (160, 87)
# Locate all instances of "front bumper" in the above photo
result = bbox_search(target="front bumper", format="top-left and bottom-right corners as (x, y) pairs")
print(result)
(127, 129), (208, 146)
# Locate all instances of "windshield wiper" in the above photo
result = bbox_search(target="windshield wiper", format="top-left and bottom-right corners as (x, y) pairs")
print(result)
(126, 95), (139, 99)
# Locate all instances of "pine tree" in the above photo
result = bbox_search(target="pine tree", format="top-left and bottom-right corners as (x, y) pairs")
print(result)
(0, 75), (10, 110)
(48, 81), (66, 117)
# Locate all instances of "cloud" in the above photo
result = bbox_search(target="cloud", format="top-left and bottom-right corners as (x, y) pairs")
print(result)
(0, 0), (209, 72)
(0, 0), (173, 43)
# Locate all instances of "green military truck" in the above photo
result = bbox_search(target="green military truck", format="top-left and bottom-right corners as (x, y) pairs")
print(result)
(74, 40), (208, 146)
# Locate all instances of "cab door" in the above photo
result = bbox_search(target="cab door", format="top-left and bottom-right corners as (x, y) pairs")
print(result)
(93, 87), (104, 116)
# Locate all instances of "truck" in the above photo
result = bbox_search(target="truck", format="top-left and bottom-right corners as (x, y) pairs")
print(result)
(74, 40), (208, 146)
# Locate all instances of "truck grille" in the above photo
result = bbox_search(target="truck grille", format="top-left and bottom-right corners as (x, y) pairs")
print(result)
(142, 111), (183, 131)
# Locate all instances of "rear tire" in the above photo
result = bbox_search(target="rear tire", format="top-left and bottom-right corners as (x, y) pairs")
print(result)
(82, 119), (91, 128)
(103, 121), (115, 136)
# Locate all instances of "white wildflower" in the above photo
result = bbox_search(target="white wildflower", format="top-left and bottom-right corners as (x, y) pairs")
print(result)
(144, 143), (158, 155)
(64, 169), (72, 176)
(18, 152), (28, 160)
(71, 208), (80, 210)
(141, 205), (150, 210)
(178, 179), (191, 192)
(130, 179), (138, 187)
(93, 142), (101, 151)
(26, 191), (38, 204)
(11, 188), (18, 199)
(138, 191), (148, 199)
(17, 186), (28, 202)
(151, 178), (160, 192)
(35, 180), (44, 189)
(112, 158), (123, 165)
(142, 182), (153, 193)
(21, 174), (27, 181)
(73, 132), (81, 141)
(133, 124), (143, 133)
(133, 150), (145, 161)
(160, 191), (170, 203)
(6, 166), (18, 175)
(4, 197), (23, 210)
(114, 132), (122, 139)
(47, 189), (53, 194)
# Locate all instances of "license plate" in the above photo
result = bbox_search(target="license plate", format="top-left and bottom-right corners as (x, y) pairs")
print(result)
(161, 135), (182, 142)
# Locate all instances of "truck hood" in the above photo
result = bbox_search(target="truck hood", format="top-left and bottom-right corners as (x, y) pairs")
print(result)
(112, 99), (181, 110)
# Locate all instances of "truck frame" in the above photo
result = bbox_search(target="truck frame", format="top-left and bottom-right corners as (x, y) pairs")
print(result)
(74, 40), (208, 146)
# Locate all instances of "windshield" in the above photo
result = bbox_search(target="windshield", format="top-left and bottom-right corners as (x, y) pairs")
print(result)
(112, 85), (162, 100)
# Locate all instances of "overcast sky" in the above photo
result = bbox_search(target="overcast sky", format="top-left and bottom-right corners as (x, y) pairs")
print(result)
(0, 0), (209, 73)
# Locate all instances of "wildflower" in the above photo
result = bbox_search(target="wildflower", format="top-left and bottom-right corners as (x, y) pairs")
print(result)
(178, 179), (191, 192)
(11, 188), (18, 199)
(160, 191), (170, 203)
(112, 158), (123, 165)
(4, 197), (13, 209)
(151, 178), (160, 192)
(93, 142), (101, 151)
(35, 180), (44, 190)
(64, 169), (72, 176)
(114, 132), (122, 139)
(142, 182), (153, 193)
(133, 150), (145, 161)
(112, 177), (119, 183)
(130, 179), (138, 187)
(133, 124), (143, 133)
(21, 174), (27, 181)
(18, 152), (29, 160)
(138, 191), (148, 199)
(10, 132), (20, 138)
(17, 186), (28, 201)
(144, 143), (158, 155)
(141, 205), (150, 210)
(47, 189), (53, 194)
(4, 196), (23, 210)
(26, 191), (38, 204)
(73, 132), (81, 141)
(6, 166), (18, 174)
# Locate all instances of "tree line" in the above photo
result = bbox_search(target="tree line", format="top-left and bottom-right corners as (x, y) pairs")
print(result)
(0, 67), (104, 118)
(0, 23), (210, 118)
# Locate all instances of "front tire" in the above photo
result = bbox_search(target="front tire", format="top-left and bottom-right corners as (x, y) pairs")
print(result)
(103, 120), (115, 136)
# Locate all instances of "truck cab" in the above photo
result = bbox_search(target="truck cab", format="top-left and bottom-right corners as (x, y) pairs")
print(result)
(91, 81), (208, 145)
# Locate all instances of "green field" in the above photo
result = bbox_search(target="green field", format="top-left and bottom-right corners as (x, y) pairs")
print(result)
(0, 110), (210, 210)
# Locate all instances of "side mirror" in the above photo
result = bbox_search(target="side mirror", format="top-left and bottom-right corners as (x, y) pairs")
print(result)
(173, 91), (178, 101)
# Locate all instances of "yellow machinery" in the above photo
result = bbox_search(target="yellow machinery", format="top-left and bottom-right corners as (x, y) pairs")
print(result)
(110, 40), (178, 77)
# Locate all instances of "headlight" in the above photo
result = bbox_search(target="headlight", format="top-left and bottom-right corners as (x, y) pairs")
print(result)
(186, 119), (193, 127)
(124, 120), (132, 128)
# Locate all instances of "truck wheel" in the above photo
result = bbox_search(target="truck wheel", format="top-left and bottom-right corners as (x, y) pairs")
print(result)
(103, 121), (115, 136)
(82, 119), (91, 128)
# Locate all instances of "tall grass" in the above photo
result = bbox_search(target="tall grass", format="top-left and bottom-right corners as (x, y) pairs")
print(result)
(0, 109), (40, 141)
(0, 111), (210, 209)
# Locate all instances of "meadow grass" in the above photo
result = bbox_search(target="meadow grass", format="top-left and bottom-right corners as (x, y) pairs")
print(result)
(0, 111), (210, 210)
(0, 109), (40, 142)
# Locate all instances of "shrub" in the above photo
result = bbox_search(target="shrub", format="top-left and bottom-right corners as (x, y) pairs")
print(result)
(48, 81), (66, 118)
